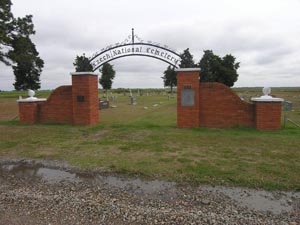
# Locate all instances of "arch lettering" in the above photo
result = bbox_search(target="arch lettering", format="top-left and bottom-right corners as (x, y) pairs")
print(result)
(88, 29), (182, 71)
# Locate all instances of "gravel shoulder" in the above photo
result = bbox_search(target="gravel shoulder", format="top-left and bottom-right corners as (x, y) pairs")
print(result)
(0, 159), (299, 225)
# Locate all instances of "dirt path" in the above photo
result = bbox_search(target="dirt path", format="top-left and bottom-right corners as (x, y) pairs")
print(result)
(0, 159), (299, 225)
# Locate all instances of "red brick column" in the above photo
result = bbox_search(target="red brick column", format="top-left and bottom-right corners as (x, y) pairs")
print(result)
(254, 102), (282, 130)
(176, 68), (200, 128)
(18, 102), (38, 123)
(71, 72), (99, 125)
(18, 99), (47, 123)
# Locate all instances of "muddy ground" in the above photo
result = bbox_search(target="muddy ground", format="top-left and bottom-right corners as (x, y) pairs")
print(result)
(0, 159), (299, 225)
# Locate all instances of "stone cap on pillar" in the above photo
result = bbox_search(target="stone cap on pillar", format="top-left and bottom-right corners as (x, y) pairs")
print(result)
(17, 98), (46, 102)
(175, 68), (201, 72)
(17, 89), (47, 102)
(70, 72), (99, 76)
(251, 87), (284, 102)
(251, 97), (284, 102)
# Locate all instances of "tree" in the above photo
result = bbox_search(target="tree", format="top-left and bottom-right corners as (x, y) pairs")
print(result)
(73, 54), (93, 72)
(99, 63), (115, 97)
(8, 36), (44, 90)
(179, 48), (195, 68)
(0, 0), (14, 65)
(0, 1), (35, 65)
(162, 65), (176, 95)
(1, 0), (43, 90)
(198, 50), (239, 87)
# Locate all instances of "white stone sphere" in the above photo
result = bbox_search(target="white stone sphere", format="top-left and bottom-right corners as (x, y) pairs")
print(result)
(262, 87), (271, 96)
(28, 89), (35, 98)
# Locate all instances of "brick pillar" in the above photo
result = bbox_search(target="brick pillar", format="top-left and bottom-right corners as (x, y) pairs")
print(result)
(71, 72), (99, 125)
(18, 98), (46, 124)
(254, 102), (282, 130)
(18, 102), (39, 123)
(176, 68), (200, 128)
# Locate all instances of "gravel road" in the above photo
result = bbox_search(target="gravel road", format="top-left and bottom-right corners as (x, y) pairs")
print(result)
(0, 159), (299, 225)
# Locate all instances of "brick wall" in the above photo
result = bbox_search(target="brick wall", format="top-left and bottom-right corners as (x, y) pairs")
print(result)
(255, 102), (282, 130)
(39, 86), (73, 124)
(176, 69), (282, 130)
(18, 73), (99, 126)
(18, 71), (281, 130)
(199, 82), (255, 128)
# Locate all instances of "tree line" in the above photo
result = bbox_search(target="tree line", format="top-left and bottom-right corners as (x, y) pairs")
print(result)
(162, 48), (240, 94)
(74, 48), (240, 95)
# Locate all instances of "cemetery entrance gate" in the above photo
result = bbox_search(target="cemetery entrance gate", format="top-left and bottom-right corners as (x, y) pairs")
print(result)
(17, 30), (283, 130)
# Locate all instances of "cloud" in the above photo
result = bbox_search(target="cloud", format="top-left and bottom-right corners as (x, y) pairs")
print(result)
(112, 57), (166, 73)
(0, 0), (299, 90)
(0, 65), (14, 90)
(113, 71), (165, 89)
(255, 47), (294, 65)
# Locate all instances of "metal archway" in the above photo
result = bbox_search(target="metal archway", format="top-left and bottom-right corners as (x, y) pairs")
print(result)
(88, 29), (182, 71)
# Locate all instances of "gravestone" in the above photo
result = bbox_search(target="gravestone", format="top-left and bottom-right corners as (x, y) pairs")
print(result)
(130, 96), (137, 105)
(240, 96), (248, 101)
(283, 101), (292, 111)
(99, 99), (109, 110)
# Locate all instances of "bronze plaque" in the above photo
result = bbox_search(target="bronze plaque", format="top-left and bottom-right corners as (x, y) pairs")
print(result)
(181, 90), (195, 106)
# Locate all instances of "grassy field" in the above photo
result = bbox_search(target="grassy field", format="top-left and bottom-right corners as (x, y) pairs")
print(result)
(0, 88), (300, 190)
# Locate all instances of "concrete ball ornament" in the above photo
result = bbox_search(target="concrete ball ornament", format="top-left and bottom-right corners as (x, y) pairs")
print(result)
(262, 87), (271, 96)
(28, 89), (35, 98)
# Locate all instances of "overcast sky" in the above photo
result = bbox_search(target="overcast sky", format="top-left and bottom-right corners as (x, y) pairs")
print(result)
(1, 0), (300, 90)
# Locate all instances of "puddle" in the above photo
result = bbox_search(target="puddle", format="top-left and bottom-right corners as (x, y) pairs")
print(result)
(203, 186), (300, 214)
(1, 164), (79, 182)
(94, 175), (177, 199)
(1, 162), (299, 214)
(0, 163), (178, 199)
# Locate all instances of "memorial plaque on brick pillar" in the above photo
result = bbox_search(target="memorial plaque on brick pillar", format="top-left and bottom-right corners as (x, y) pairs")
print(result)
(71, 72), (99, 125)
(176, 68), (200, 128)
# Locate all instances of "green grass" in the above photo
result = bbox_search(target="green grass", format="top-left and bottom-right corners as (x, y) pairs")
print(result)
(0, 90), (51, 98)
(0, 88), (300, 190)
